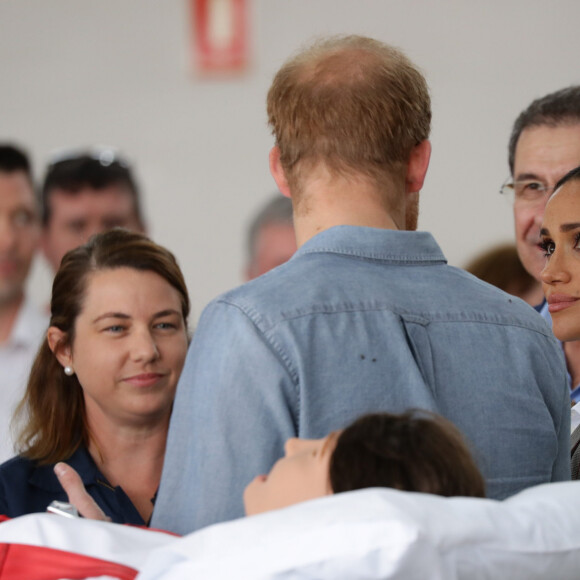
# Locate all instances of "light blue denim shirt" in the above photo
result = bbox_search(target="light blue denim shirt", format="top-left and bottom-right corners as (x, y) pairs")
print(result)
(153, 226), (570, 535)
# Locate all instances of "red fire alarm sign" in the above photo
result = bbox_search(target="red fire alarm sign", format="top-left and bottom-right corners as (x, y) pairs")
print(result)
(191, 0), (249, 74)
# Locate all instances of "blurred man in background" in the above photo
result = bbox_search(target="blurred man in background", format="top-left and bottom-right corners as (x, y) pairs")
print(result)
(0, 144), (47, 461)
(502, 86), (580, 305)
(501, 86), (580, 401)
(244, 195), (296, 280)
(40, 148), (146, 272)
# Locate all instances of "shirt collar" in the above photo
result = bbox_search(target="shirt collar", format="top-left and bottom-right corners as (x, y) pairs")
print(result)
(294, 225), (447, 265)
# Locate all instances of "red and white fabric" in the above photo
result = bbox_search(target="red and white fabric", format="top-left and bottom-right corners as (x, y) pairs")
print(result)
(0, 513), (175, 579)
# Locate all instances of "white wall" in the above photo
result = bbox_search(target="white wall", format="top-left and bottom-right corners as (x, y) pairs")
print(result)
(1, 0), (578, 322)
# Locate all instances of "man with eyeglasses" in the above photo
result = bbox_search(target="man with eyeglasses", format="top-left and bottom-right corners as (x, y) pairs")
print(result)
(40, 148), (146, 272)
(0, 145), (48, 462)
(502, 86), (580, 306)
(501, 86), (580, 403)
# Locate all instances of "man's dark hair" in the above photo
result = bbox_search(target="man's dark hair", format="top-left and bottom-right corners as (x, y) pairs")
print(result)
(0, 144), (32, 179)
(41, 151), (144, 227)
(554, 164), (580, 192)
(508, 86), (580, 174)
(329, 410), (485, 498)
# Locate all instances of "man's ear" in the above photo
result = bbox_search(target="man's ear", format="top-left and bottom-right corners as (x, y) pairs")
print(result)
(405, 140), (431, 194)
(269, 146), (291, 198)
(47, 326), (72, 370)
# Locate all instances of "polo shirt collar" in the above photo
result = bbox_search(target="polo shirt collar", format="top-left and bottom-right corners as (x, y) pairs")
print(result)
(28, 446), (101, 492)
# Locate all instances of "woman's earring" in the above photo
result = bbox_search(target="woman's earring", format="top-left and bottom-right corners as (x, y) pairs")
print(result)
(64, 366), (74, 376)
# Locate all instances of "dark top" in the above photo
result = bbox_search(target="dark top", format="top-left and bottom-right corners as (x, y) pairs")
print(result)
(571, 424), (580, 480)
(534, 298), (546, 313)
(0, 446), (147, 525)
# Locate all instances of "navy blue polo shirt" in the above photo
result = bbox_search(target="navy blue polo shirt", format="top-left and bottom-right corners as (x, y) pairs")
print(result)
(0, 446), (148, 525)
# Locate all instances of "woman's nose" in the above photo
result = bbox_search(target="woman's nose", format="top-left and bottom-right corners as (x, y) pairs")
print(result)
(540, 251), (570, 285)
(131, 330), (160, 362)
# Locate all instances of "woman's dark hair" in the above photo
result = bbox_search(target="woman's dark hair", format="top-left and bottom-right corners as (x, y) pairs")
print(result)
(329, 410), (485, 498)
(14, 228), (190, 464)
(554, 164), (580, 192)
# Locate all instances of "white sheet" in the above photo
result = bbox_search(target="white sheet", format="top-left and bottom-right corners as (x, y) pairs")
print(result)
(2, 481), (580, 579)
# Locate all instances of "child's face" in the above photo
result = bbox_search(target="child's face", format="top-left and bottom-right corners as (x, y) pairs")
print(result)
(243, 433), (339, 516)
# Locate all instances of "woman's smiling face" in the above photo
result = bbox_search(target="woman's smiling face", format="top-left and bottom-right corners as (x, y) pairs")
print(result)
(52, 266), (189, 428)
(540, 178), (580, 341)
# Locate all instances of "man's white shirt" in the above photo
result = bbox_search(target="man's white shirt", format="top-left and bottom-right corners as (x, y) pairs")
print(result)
(0, 297), (48, 463)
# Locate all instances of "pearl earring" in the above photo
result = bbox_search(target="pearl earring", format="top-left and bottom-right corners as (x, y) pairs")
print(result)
(64, 366), (74, 376)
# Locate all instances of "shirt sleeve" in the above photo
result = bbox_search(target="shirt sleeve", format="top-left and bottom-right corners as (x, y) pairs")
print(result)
(551, 372), (572, 482)
(151, 299), (298, 535)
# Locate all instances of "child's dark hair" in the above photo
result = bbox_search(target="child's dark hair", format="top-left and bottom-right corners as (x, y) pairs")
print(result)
(329, 410), (485, 498)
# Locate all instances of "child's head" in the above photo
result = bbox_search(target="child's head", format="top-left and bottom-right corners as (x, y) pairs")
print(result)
(329, 410), (485, 497)
(243, 410), (485, 516)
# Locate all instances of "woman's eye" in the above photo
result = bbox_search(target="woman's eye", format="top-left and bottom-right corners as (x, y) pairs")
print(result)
(155, 322), (176, 330)
(105, 325), (125, 333)
(540, 240), (555, 256)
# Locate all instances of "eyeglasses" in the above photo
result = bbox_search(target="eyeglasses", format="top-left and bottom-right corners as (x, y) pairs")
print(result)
(500, 178), (556, 205)
(47, 146), (131, 169)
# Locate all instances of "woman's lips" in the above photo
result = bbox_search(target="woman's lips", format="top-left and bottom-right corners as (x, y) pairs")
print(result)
(124, 373), (165, 387)
(547, 294), (579, 313)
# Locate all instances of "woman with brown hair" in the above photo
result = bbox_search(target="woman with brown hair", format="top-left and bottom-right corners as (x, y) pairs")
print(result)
(0, 228), (190, 524)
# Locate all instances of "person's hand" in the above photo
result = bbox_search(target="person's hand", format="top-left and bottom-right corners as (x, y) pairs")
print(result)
(54, 462), (111, 521)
